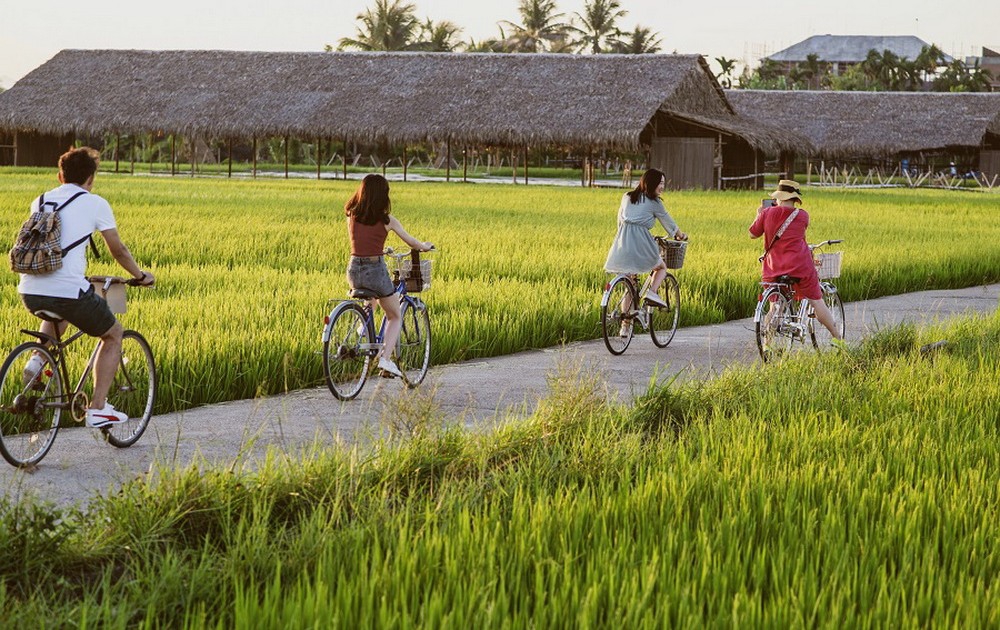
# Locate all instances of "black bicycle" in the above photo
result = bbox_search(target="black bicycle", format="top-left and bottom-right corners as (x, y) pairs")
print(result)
(0, 276), (156, 468)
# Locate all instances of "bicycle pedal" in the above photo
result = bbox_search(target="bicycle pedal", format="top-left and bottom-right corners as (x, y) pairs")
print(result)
(379, 369), (397, 379)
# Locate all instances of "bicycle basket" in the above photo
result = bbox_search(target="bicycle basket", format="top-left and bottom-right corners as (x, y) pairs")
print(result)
(657, 239), (688, 269)
(90, 278), (127, 314)
(398, 250), (433, 292)
(815, 251), (842, 279)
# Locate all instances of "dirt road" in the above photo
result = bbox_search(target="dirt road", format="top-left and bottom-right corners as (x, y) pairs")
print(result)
(2, 284), (997, 508)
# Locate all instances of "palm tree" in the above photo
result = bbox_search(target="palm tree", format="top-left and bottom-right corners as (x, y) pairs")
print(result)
(714, 56), (738, 88)
(413, 18), (464, 52)
(499, 0), (574, 53)
(335, 0), (421, 51)
(609, 26), (662, 54)
(800, 53), (829, 90)
(572, 0), (627, 54)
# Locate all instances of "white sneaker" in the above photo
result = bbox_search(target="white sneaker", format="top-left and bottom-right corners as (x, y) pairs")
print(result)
(619, 323), (632, 338)
(86, 404), (128, 428)
(644, 290), (668, 308)
(22, 353), (46, 387)
(378, 357), (403, 378)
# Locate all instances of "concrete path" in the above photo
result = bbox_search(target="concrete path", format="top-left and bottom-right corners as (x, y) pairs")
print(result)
(2, 284), (997, 509)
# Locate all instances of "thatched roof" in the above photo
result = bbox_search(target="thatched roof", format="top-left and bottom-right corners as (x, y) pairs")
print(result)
(0, 49), (797, 152)
(768, 35), (951, 64)
(726, 89), (1000, 158)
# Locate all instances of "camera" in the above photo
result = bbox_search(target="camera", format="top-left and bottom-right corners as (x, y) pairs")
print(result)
(761, 198), (776, 207)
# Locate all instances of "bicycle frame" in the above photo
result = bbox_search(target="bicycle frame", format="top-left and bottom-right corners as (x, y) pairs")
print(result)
(600, 273), (653, 329)
(20, 326), (103, 418)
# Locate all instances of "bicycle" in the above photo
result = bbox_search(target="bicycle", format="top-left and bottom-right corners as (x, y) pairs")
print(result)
(754, 239), (846, 362)
(600, 237), (686, 355)
(0, 276), (157, 468)
(322, 248), (435, 400)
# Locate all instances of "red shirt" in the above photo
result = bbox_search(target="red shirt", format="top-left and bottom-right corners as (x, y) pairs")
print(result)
(749, 205), (817, 281)
(349, 217), (388, 257)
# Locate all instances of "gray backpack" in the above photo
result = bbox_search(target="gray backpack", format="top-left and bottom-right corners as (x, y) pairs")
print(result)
(10, 191), (92, 274)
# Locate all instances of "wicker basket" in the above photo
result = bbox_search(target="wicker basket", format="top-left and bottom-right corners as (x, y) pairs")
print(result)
(658, 239), (688, 269)
(399, 255), (433, 293)
(815, 251), (842, 279)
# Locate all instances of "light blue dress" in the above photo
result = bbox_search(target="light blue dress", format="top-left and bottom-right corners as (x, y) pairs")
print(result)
(603, 193), (679, 274)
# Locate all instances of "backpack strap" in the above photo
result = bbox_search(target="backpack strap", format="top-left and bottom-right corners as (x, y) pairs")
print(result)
(758, 208), (801, 263)
(51, 191), (95, 256)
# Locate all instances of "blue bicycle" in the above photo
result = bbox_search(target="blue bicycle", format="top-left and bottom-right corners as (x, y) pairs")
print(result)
(322, 248), (434, 400)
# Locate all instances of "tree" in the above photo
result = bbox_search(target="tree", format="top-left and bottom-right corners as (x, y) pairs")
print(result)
(572, 0), (627, 54)
(800, 53), (829, 90)
(714, 56), (738, 89)
(500, 0), (574, 53)
(608, 26), (662, 54)
(934, 58), (995, 92)
(413, 19), (464, 52)
(334, 0), (421, 51)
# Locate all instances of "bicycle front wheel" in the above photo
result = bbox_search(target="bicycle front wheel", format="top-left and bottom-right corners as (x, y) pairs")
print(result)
(397, 299), (431, 388)
(810, 286), (846, 348)
(104, 331), (156, 448)
(601, 276), (637, 355)
(755, 289), (795, 362)
(0, 343), (63, 468)
(323, 302), (373, 400)
(648, 273), (681, 348)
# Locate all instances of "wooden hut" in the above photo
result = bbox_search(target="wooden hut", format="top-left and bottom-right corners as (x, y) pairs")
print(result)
(0, 50), (799, 188)
(726, 90), (1000, 179)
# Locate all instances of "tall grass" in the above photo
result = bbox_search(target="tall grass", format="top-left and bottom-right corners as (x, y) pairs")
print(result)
(1, 168), (999, 411)
(1, 311), (998, 626)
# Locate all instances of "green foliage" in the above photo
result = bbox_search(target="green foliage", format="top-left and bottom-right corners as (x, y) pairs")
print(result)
(2, 312), (1000, 625)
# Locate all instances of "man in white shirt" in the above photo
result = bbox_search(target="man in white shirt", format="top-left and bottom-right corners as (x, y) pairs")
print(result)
(18, 147), (154, 428)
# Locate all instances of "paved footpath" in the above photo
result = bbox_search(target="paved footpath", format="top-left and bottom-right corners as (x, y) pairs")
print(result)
(2, 284), (997, 508)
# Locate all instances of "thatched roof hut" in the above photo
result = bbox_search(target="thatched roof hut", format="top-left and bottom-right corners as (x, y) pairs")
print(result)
(0, 49), (798, 155)
(726, 89), (1000, 159)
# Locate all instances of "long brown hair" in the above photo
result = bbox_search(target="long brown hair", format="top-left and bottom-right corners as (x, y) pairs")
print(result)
(344, 174), (391, 225)
(627, 168), (666, 204)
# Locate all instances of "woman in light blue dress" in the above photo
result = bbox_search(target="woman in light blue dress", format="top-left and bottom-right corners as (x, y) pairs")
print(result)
(604, 168), (687, 319)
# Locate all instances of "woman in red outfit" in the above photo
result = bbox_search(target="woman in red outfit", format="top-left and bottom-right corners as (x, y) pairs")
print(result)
(749, 180), (843, 341)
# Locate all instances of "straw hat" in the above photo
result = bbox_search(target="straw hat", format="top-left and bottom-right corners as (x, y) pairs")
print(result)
(770, 179), (802, 202)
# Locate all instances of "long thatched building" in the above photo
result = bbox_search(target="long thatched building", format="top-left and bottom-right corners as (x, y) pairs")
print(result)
(726, 89), (1000, 178)
(0, 49), (802, 189)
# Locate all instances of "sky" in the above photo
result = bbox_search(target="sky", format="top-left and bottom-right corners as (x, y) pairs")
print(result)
(2, 0), (998, 89)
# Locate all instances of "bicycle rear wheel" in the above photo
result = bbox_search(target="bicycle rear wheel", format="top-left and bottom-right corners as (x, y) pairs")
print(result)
(809, 286), (846, 348)
(648, 273), (680, 348)
(103, 331), (156, 448)
(397, 299), (431, 388)
(323, 302), (373, 400)
(755, 289), (795, 362)
(601, 276), (637, 355)
(0, 343), (63, 468)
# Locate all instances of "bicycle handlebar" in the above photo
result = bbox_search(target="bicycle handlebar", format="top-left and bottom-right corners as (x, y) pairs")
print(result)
(87, 275), (155, 288)
(383, 246), (437, 258)
(809, 239), (844, 250)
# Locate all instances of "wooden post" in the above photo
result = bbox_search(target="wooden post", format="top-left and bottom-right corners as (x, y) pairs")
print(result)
(446, 140), (451, 182)
(227, 138), (233, 178)
(316, 137), (321, 180)
(191, 136), (196, 177)
(114, 134), (120, 173)
(403, 146), (408, 182)
(463, 148), (468, 183)
(252, 136), (258, 179)
(523, 145), (528, 185)
(343, 137), (348, 180)
(284, 136), (289, 179)
(149, 133), (153, 174)
(129, 135), (135, 174)
(170, 135), (176, 176)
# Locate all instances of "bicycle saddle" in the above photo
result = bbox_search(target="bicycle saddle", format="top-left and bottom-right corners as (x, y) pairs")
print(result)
(349, 288), (380, 299)
(775, 275), (800, 284)
(31, 309), (65, 323)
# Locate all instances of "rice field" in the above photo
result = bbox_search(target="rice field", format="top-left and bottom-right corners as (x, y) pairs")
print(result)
(1, 168), (999, 411)
(1, 311), (998, 626)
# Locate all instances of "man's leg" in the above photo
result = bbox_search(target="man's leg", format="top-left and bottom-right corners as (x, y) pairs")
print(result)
(90, 320), (123, 409)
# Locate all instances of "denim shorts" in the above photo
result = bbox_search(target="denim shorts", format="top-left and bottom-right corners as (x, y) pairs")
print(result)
(21, 285), (117, 336)
(346, 256), (396, 298)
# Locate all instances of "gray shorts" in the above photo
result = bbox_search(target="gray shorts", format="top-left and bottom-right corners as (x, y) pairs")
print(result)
(21, 285), (117, 336)
(346, 256), (396, 298)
